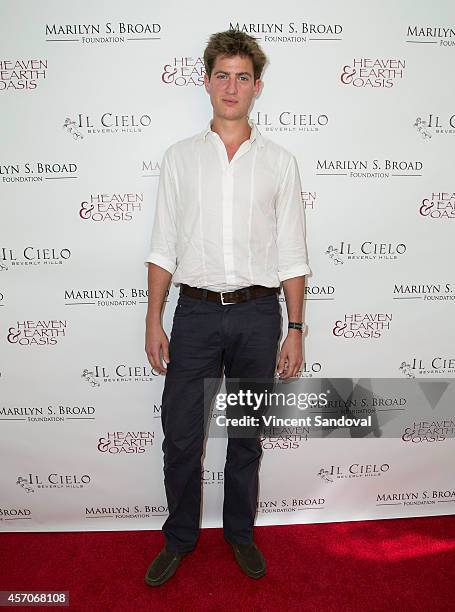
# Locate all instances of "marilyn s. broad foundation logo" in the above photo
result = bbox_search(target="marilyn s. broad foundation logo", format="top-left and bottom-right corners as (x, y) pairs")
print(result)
(97, 431), (155, 454)
(62, 112), (152, 139)
(401, 418), (455, 444)
(406, 25), (455, 47)
(0, 59), (47, 91)
(316, 158), (422, 179)
(0, 404), (95, 424)
(0, 161), (78, 183)
(85, 503), (168, 521)
(257, 497), (325, 514)
(341, 58), (405, 88)
(161, 57), (205, 86)
(414, 114), (455, 139)
(228, 21), (342, 45)
(45, 21), (161, 45)
(142, 160), (160, 178)
(7, 320), (67, 346)
(0, 247), (71, 272)
(81, 364), (161, 386)
(376, 488), (455, 507)
(393, 282), (455, 302)
(318, 462), (390, 483)
(79, 192), (143, 222)
(326, 241), (407, 265)
(399, 356), (455, 377)
(65, 286), (160, 308)
(252, 111), (328, 133)
(16, 473), (91, 494)
(419, 192), (455, 219)
(305, 285), (335, 301)
(0, 507), (32, 522)
(333, 313), (392, 339)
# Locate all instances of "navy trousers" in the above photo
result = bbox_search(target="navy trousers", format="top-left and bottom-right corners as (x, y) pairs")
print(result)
(160, 290), (282, 553)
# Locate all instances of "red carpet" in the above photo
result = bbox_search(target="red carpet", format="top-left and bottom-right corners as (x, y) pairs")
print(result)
(1, 517), (454, 611)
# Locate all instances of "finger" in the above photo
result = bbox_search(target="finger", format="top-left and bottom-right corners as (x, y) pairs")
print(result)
(150, 349), (166, 374)
(276, 353), (288, 375)
(162, 342), (170, 365)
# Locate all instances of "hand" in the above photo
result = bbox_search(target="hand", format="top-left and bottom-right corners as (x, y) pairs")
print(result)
(276, 331), (303, 380)
(145, 319), (170, 374)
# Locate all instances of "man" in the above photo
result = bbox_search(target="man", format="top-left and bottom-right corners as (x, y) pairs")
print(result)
(144, 30), (311, 586)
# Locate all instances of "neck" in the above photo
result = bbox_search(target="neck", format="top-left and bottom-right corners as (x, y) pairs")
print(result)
(210, 117), (252, 146)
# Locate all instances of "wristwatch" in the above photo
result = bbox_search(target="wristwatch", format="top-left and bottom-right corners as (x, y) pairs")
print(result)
(288, 321), (306, 332)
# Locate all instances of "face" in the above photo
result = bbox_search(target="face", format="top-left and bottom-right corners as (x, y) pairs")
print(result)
(204, 54), (262, 122)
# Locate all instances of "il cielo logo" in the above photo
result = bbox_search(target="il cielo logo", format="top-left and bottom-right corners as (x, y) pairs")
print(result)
(333, 313), (392, 339)
(0, 161), (78, 183)
(399, 356), (455, 377)
(0, 59), (48, 91)
(253, 110), (328, 133)
(45, 22), (161, 44)
(419, 192), (455, 219)
(63, 112), (152, 139)
(414, 113), (455, 139)
(326, 241), (407, 265)
(202, 468), (224, 485)
(79, 192), (144, 222)
(85, 503), (168, 520)
(228, 21), (342, 44)
(0, 246), (71, 271)
(161, 57), (205, 86)
(318, 463), (390, 483)
(81, 364), (161, 385)
(406, 25), (455, 47)
(97, 431), (155, 454)
(16, 473), (91, 493)
(340, 58), (405, 88)
(257, 497), (325, 513)
(376, 489), (455, 506)
(316, 158), (422, 178)
(7, 320), (67, 346)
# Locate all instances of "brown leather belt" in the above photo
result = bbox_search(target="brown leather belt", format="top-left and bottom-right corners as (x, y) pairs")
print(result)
(180, 283), (280, 305)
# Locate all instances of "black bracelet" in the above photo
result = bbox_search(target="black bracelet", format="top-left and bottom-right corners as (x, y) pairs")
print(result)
(288, 322), (305, 332)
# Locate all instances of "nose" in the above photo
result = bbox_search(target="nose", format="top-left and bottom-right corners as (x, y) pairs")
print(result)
(225, 75), (238, 95)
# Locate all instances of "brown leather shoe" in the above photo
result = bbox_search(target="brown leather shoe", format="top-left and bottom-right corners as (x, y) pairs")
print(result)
(144, 547), (188, 587)
(230, 542), (266, 579)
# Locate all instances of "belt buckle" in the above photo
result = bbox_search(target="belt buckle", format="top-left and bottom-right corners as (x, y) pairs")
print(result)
(220, 291), (236, 305)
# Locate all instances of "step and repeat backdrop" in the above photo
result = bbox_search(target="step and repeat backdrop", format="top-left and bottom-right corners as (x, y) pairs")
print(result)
(1, 1), (454, 532)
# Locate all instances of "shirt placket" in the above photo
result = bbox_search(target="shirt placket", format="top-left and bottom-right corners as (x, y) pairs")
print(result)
(212, 133), (253, 289)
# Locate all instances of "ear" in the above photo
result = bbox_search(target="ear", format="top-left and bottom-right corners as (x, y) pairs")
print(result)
(253, 78), (263, 97)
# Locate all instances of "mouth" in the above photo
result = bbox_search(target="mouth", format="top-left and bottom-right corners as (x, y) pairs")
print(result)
(222, 98), (238, 105)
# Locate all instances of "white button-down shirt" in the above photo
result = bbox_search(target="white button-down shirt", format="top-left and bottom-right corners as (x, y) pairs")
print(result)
(145, 119), (311, 291)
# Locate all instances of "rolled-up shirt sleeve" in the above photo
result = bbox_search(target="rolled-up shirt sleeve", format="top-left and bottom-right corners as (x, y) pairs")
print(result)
(144, 148), (178, 273)
(275, 154), (311, 281)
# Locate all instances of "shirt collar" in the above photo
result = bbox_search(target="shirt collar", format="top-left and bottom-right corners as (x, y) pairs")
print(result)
(198, 118), (265, 148)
